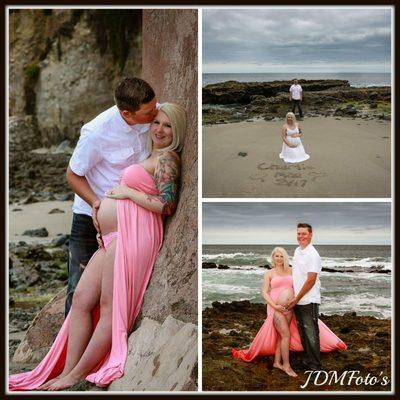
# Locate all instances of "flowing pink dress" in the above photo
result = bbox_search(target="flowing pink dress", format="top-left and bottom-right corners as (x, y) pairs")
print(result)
(9, 164), (163, 390)
(232, 275), (346, 362)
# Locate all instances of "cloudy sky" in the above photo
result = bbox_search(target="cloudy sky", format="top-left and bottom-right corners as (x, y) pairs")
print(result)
(203, 7), (392, 73)
(203, 203), (391, 245)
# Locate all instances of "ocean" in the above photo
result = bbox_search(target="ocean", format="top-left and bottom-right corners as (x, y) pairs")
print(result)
(202, 73), (391, 88)
(202, 244), (391, 319)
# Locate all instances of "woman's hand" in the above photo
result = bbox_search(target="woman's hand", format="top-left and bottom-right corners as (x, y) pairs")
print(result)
(105, 185), (133, 200)
(274, 304), (287, 313)
(291, 133), (301, 138)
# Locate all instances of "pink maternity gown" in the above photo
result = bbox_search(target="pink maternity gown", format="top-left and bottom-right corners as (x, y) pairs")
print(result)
(232, 275), (346, 362)
(9, 164), (163, 390)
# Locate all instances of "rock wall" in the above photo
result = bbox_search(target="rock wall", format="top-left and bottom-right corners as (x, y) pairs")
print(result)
(9, 9), (142, 146)
(140, 9), (198, 325)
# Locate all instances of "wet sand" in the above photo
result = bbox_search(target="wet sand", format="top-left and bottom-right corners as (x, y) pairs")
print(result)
(202, 117), (391, 198)
(9, 201), (73, 244)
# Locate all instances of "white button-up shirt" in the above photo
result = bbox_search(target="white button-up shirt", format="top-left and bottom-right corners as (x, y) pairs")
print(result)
(69, 105), (151, 216)
(290, 84), (303, 100)
(292, 244), (322, 305)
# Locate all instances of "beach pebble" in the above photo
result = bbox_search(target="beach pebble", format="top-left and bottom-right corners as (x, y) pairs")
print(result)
(48, 208), (65, 214)
(51, 234), (69, 247)
(22, 227), (49, 237)
(238, 152), (247, 157)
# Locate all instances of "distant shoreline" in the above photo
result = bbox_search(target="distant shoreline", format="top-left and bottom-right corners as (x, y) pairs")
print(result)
(202, 73), (391, 88)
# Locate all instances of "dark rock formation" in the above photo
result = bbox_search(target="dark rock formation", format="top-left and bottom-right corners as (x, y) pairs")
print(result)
(202, 80), (391, 125)
(203, 79), (351, 105)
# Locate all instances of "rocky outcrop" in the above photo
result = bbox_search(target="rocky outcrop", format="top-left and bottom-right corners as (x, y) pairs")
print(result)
(203, 79), (351, 105)
(109, 316), (197, 391)
(12, 288), (66, 363)
(202, 80), (391, 125)
(9, 9), (142, 146)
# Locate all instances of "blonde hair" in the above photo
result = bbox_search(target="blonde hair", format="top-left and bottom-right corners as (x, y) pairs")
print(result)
(270, 247), (290, 269)
(148, 102), (187, 153)
(285, 111), (297, 125)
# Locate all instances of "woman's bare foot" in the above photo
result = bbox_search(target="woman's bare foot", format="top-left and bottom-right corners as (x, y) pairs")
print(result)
(46, 371), (83, 391)
(37, 375), (66, 390)
(283, 366), (298, 377)
(273, 362), (285, 371)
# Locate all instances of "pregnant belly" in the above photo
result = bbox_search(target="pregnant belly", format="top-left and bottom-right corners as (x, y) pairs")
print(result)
(97, 197), (118, 235)
(287, 136), (301, 147)
(274, 287), (295, 306)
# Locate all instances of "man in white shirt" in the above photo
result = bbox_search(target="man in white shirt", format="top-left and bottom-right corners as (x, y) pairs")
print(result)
(286, 223), (322, 370)
(289, 79), (303, 119)
(64, 77), (157, 316)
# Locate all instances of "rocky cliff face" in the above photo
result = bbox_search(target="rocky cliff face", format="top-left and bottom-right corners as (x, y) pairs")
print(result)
(140, 9), (198, 325)
(9, 9), (142, 146)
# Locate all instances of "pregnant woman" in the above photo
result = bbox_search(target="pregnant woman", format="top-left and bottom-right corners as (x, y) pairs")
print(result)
(9, 103), (186, 391)
(232, 247), (346, 377)
(279, 112), (310, 163)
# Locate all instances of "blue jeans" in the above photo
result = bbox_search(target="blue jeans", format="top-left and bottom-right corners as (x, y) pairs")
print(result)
(65, 213), (98, 317)
(292, 99), (303, 118)
(294, 303), (321, 370)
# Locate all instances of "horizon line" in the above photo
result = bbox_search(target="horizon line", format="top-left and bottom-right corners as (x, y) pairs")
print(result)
(203, 71), (391, 74)
(203, 243), (391, 246)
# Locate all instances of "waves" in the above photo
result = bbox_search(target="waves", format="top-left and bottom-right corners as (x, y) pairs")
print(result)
(202, 245), (392, 318)
(203, 254), (392, 272)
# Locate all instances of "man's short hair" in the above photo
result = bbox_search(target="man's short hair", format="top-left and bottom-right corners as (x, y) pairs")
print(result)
(114, 77), (155, 113)
(297, 223), (312, 233)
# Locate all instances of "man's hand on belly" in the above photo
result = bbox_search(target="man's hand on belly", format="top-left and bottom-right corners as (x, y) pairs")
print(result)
(92, 198), (101, 233)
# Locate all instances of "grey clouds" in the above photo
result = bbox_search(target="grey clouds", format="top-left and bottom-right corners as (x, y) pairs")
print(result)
(203, 8), (392, 73)
(202, 203), (391, 245)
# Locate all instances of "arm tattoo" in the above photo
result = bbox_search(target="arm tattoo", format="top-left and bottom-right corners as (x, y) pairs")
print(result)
(149, 151), (180, 215)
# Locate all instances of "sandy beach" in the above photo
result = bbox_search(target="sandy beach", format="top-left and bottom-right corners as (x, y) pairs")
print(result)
(202, 117), (391, 198)
(9, 201), (73, 244)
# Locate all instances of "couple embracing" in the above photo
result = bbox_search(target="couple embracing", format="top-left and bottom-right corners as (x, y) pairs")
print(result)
(232, 223), (346, 377)
(10, 78), (187, 390)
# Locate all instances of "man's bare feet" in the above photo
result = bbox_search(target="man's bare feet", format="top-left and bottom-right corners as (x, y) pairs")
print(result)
(46, 372), (82, 391)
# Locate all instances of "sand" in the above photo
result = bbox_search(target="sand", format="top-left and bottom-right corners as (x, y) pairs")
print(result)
(202, 117), (391, 198)
(9, 201), (73, 244)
